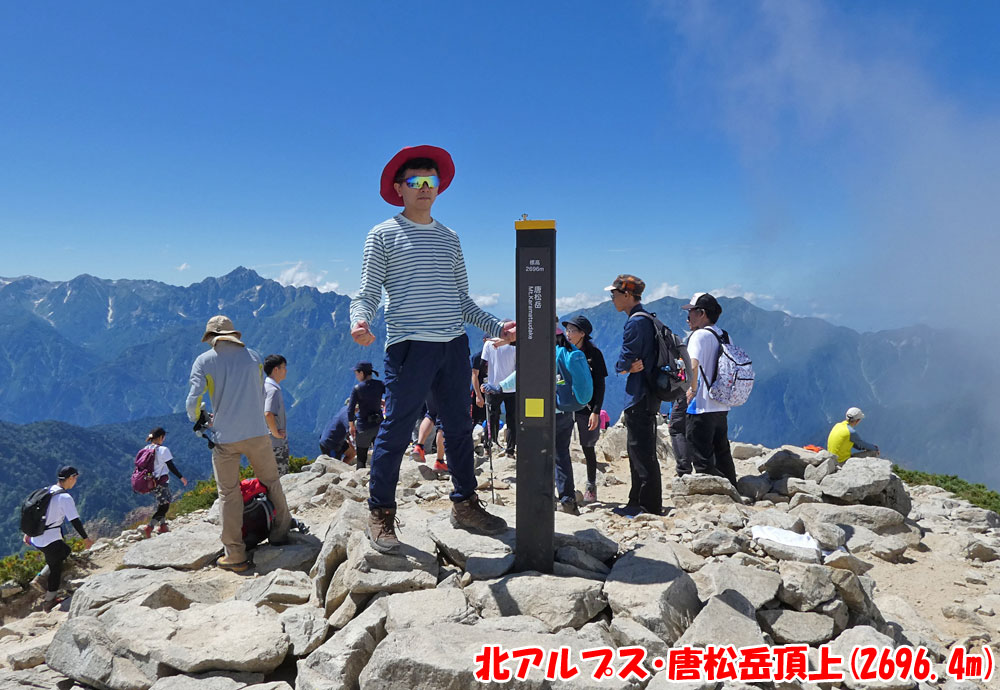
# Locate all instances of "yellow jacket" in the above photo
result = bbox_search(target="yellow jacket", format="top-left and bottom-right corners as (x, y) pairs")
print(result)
(827, 420), (854, 463)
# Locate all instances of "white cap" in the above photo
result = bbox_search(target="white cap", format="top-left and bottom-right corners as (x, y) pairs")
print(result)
(846, 407), (864, 421)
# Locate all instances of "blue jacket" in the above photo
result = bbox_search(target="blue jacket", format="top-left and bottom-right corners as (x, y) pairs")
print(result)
(614, 303), (658, 411)
(319, 406), (350, 454)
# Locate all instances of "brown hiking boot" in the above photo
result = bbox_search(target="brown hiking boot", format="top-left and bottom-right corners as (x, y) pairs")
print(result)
(216, 554), (251, 572)
(367, 507), (401, 553)
(451, 495), (507, 535)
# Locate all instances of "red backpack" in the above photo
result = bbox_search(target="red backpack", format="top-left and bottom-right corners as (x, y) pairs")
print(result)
(131, 445), (158, 494)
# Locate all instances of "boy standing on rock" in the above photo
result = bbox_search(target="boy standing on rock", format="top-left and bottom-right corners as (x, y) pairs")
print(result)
(350, 145), (513, 553)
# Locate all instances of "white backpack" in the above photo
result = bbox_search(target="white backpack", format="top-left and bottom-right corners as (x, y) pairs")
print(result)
(704, 329), (754, 407)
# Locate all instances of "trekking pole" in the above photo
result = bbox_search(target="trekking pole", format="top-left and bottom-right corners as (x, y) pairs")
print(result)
(484, 394), (497, 504)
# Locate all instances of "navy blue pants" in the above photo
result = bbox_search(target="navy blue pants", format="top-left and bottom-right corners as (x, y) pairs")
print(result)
(553, 411), (576, 503)
(369, 335), (477, 510)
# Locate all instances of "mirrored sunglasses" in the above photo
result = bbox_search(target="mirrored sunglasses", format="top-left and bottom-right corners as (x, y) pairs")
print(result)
(404, 175), (439, 189)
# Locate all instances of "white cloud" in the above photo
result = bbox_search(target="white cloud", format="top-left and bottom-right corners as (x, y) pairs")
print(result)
(472, 293), (500, 308)
(176, 262), (190, 272)
(273, 261), (340, 293)
(556, 292), (606, 313)
(645, 282), (682, 301)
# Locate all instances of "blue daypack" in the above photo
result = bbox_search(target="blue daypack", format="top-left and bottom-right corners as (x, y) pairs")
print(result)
(555, 344), (593, 413)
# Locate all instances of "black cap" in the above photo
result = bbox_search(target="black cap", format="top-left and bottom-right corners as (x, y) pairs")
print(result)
(561, 315), (593, 337)
(57, 465), (79, 480)
(682, 292), (722, 314)
(353, 361), (378, 376)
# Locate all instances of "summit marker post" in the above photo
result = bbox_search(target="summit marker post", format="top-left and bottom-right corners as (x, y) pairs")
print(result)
(513, 216), (555, 573)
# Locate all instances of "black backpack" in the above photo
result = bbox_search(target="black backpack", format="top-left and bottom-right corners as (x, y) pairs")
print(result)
(20, 487), (64, 538)
(630, 311), (692, 403)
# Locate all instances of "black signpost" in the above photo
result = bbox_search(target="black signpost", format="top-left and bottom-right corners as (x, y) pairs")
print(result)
(513, 217), (556, 574)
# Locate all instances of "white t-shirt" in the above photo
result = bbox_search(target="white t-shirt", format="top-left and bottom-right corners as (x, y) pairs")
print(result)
(687, 325), (730, 414)
(29, 485), (80, 548)
(482, 342), (516, 389)
(148, 444), (174, 478)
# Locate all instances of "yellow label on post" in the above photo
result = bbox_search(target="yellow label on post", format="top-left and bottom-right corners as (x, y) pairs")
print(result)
(514, 220), (556, 230)
(524, 398), (545, 418)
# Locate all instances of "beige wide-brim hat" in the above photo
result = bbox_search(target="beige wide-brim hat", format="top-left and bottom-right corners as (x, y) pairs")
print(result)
(201, 315), (243, 345)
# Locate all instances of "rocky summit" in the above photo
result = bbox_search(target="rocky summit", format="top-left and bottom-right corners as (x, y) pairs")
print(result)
(1, 421), (998, 689)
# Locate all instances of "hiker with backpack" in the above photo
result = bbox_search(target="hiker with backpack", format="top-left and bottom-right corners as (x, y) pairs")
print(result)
(683, 292), (741, 486)
(137, 427), (188, 538)
(482, 322), (593, 515)
(562, 315), (608, 503)
(607, 274), (664, 517)
(348, 361), (386, 469)
(22, 466), (94, 612)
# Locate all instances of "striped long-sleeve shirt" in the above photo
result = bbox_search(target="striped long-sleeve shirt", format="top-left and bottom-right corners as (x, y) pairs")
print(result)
(349, 215), (505, 348)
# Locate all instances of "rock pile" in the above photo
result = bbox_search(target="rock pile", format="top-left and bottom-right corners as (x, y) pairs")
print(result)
(0, 428), (998, 689)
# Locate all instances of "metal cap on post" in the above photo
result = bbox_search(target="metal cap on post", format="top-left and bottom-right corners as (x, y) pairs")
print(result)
(513, 216), (556, 574)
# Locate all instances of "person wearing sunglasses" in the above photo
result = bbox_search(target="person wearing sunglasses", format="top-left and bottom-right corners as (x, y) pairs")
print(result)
(350, 145), (514, 553)
(606, 273), (663, 517)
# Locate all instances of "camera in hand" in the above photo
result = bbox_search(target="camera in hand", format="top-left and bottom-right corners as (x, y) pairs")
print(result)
(193, 409), (217, 449)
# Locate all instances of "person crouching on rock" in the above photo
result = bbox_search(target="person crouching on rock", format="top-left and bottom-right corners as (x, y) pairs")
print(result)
(26, 466), (94, 612)
(142, 427), (188, 538)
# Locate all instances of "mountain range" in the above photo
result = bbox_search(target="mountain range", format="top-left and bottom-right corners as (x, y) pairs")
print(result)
(0, 267), (996, 552)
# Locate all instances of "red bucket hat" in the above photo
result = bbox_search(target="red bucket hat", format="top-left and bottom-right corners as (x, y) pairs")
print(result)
(380, 145), (455, 206)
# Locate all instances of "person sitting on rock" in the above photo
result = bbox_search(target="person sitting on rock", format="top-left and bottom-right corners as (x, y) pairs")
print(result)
(26, 465), (94, 612)
(827, 406), (880, 463)
(320, 401), (357, 463)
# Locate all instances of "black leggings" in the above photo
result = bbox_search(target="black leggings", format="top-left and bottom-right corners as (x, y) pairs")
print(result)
(151, 503), (170, 523)
(39, 540), (71, 593)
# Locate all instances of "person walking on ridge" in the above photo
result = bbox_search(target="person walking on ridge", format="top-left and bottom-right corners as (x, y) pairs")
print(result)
(141, 427), (188, 537)
(25, 466), (94, 612)
(350, 145), (513, 553)
(827, 407), (880, 462)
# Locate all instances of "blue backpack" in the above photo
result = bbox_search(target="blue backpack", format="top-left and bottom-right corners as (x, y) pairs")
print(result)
(555, 344), (594, 413)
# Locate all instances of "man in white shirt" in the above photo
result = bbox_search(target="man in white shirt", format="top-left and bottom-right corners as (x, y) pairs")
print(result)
(264, 354), (290, 476)
(26, 466), (94, 611)
(481, 339), (517, 457)
(683, 293), (738, 486)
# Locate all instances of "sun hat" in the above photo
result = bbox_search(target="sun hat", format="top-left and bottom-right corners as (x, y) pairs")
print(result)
(201, 315), (243, 345)
(561, 315), (594, 337)
(380, 145), (455, 206)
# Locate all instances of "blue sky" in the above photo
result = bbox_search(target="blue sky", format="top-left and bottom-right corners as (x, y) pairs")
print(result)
(1, 1), (998, 333)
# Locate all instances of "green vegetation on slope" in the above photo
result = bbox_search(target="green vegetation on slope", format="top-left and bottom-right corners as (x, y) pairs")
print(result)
(893, 465), (1000, 514)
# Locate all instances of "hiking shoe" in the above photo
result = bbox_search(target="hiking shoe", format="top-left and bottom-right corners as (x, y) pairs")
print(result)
(157, 524), (170, 534)
(583, 483), (597, 503)
(611, 504), (645, 518)
(451, 496), (507, 535)
(410, 444), (426, 464)
(367, 508), (401, 554)
(216, 555), (251, 572)
(143, 524), (154, 539)
(556, 499), (580, 516)
(432, 459), (449, 473)
(42, 595), (66, 613)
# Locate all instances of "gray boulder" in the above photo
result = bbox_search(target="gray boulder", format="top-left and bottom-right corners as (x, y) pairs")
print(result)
(790, 503), (905, 534)
(690, 528), (747, 557)
(746, 509), (804, 533)
(829, 625), (914, 689)
(383, 587), (477, 631)
(758, 609), (835, 645)
(804, 455), (838, 483)
(251, 534), (323, 575)
(235, 569), (312, 612)
(672, 475), (741, 501)
(279, 605), (329, 658)
(556, 545), (611, 576)
(736, 474), (772, 501)
(122, 524), (224, 570)
(297, 599), (387, 690)
(69, 567), (190, 618)
(823, 549), (874, 575)
(758, 446), (818, 479)
(676, 590), (768, 648)
(310, 500), (369, 604)
(819, 458), (892, 503)
(603, 541), (701, 645)
(778, 562), (837, 612)
(465, 572), (606, 631)
(695, 561), (781, 608)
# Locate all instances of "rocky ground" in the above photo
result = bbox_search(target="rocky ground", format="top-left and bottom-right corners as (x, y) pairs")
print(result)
(1, 420), (998, 689)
